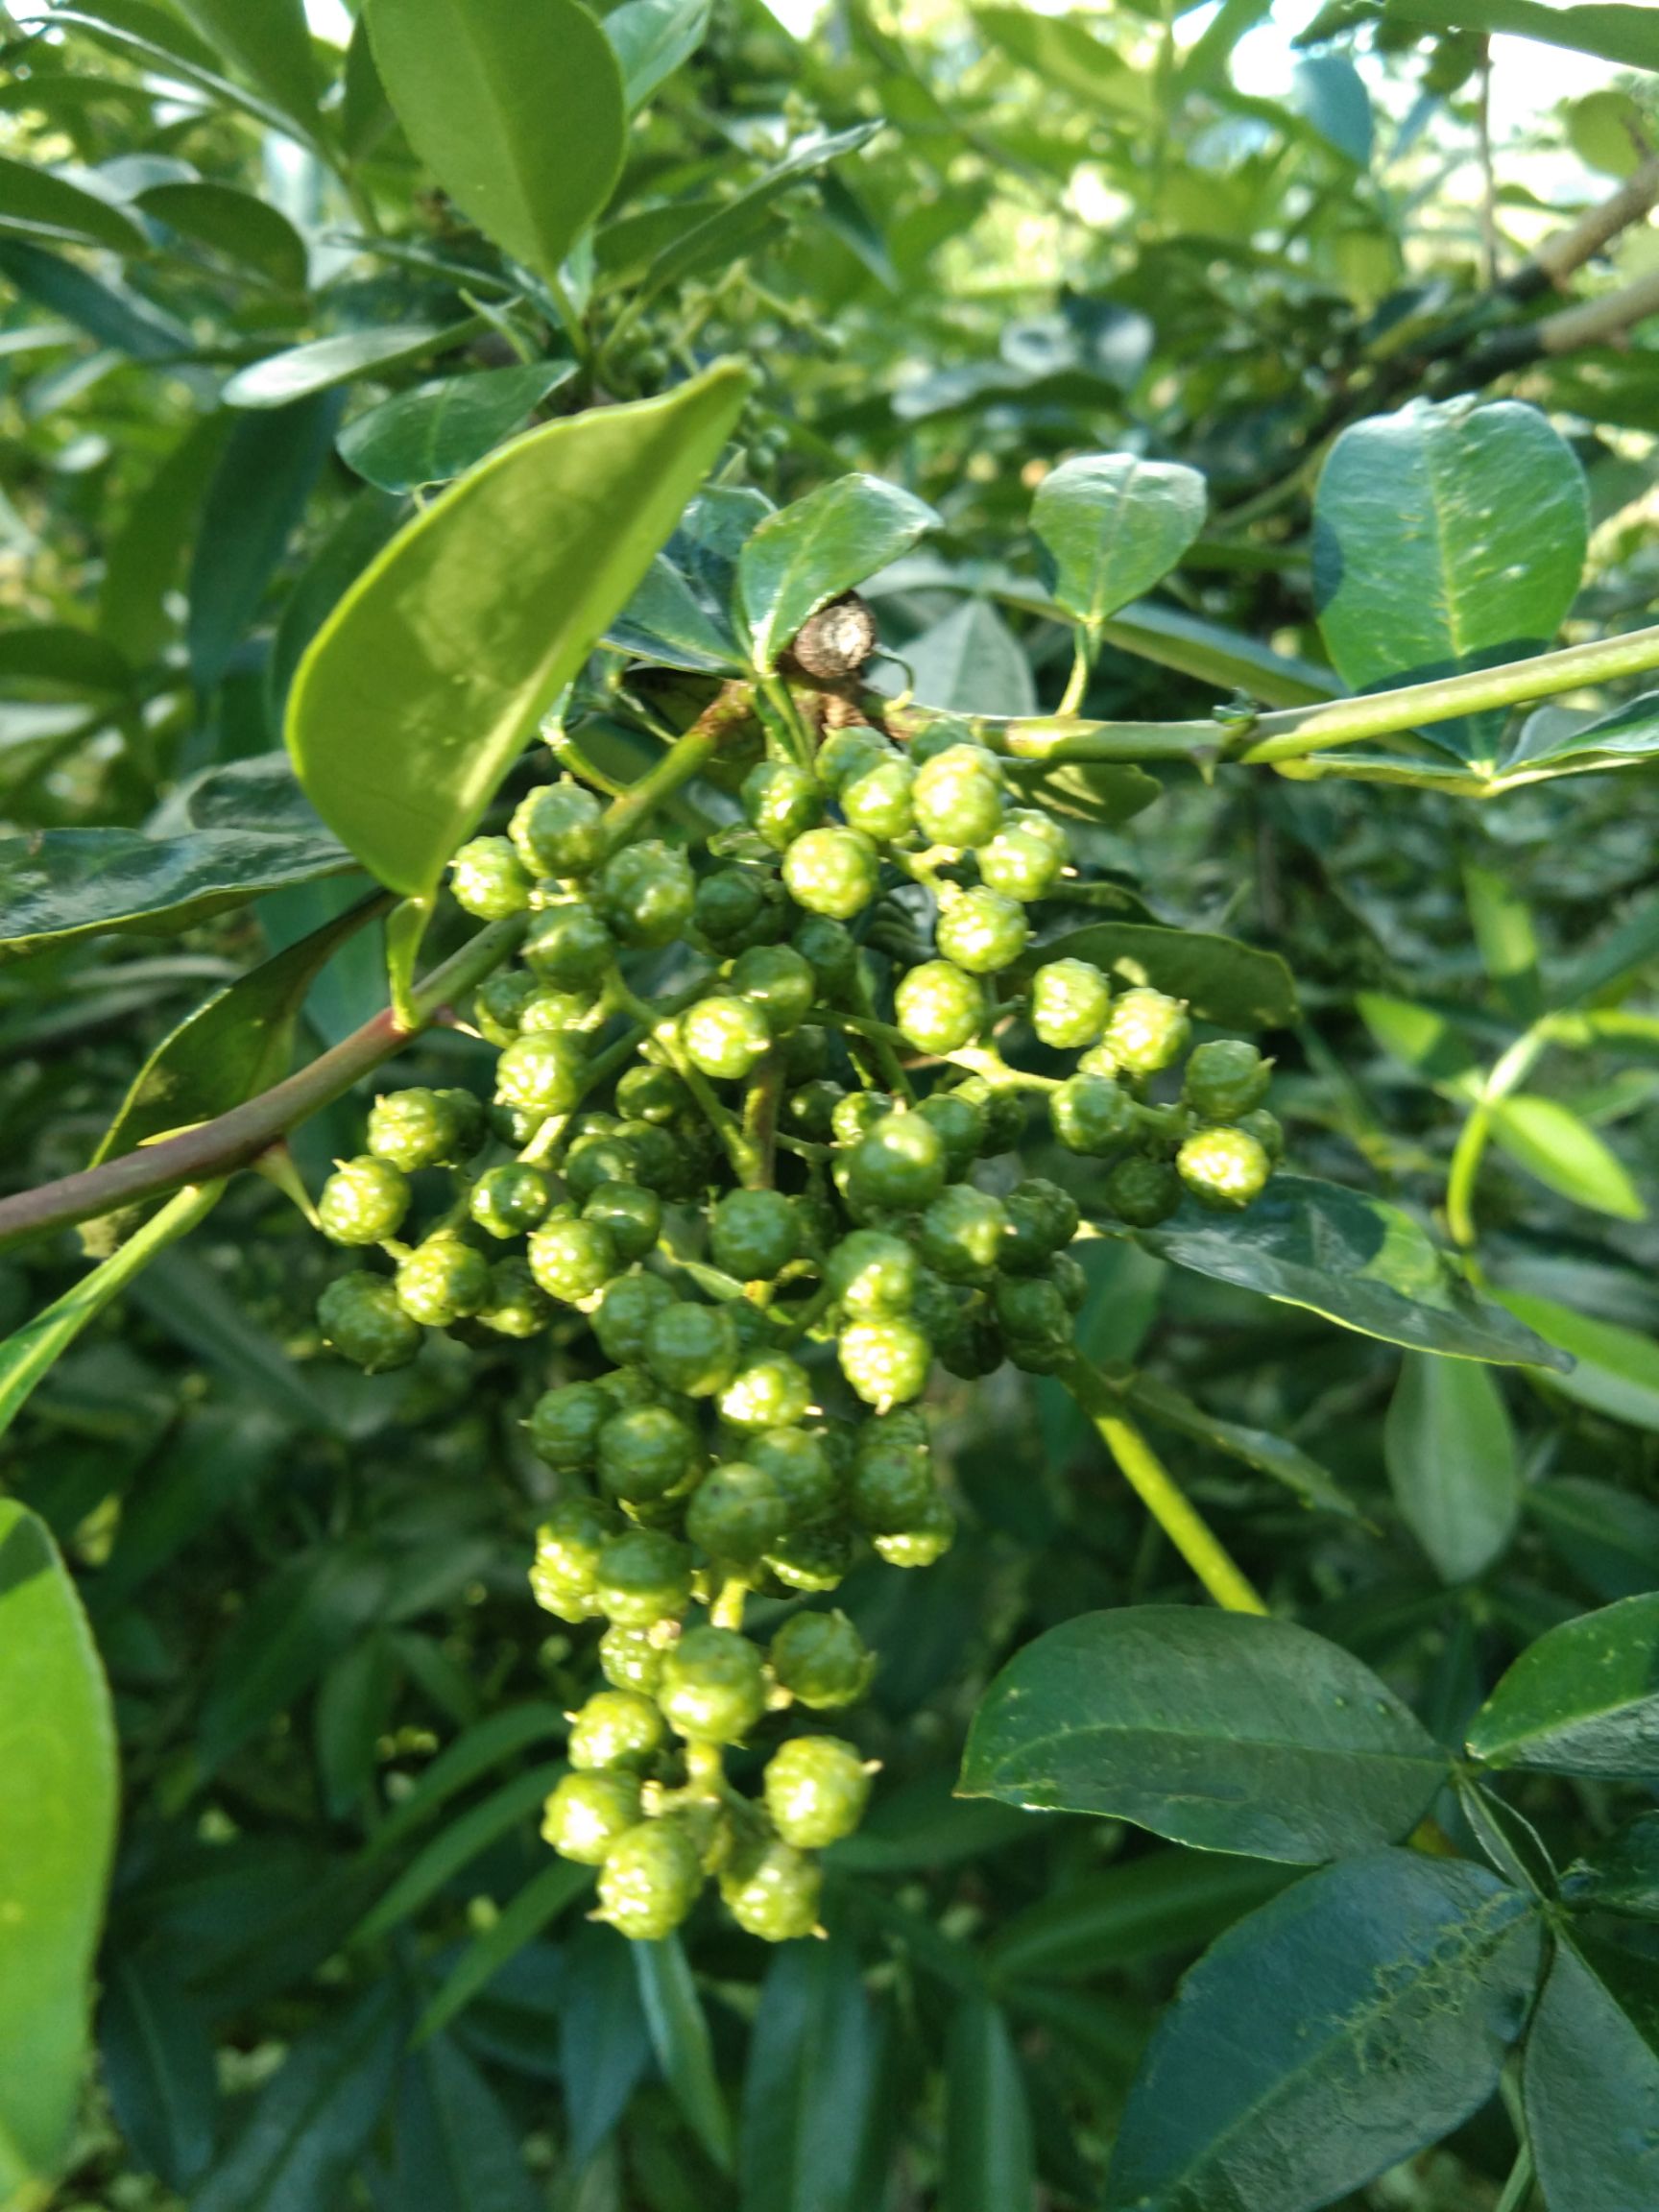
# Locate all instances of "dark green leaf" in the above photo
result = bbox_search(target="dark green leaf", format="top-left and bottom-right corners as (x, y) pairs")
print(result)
(287, 362), (747, 898)
(270, 488), (408, 716)
(1102, 1852), (1540, 2212)
(388, 2035), (541, 2212)
(563, 1928), (652, 2167)
(1493, 1289), (1659, 1428)
(1099, 598), (1338, 708)
(738, 1937), (879, 2212)
(739, 471), (938, 675)
(0, 237), (187, 357)
(1489, 1095), (1645, 1220)
(634, 1936), (733, 2174)
(942, 1999), (1034, 2212)
(986, 1852), (1297, 1986)
(1466, 1592), (1659, 1780)
(1007, 758), (1162, 829)
(188, 394), (343, 691)
(1031, 454), (1208, 637)
(353, 1763), (567, 1942)
(605, 553), (745, 673)
(192, 1982), (403, 2212)
(903, 598), (1035, 717)
(1356, 992), (1480, 1087)
(1560, 1811), (1659, 1918)
(829, 1770), (1035, 1874)
(1313, 397), (1587, 769)
(1379, 0), (1659, 72)
(100, 412), (229, 665)
(363, 0), (625, 282)
(1384, 1352), (1520, 1582)
(200, 1541), (391, 1765)
(362, 1702), (565, 1862)
(137, 180), (307, 289)
(961, 1606), (1449, 1863)
(1524, 1938), (1659, 2212)
(96, 892), (382, 1162)
(605, 0), (711, 110)
(1016, 921), (1296, 1027)
(225, 323), (474, 411)
(100, 1953), (217, 2190)
(337, 363), (574, 494)
(1530, 1477), (1659, 1602)
(1137, 1175), (1571, 1366)
(168, 0), (322, 143)
(0, 622), (132, 697)
(1504, 687), (1659, 775)
(0, 151), (149, 252)
(0, 1501), (118, 2197)
(315, 1633), (401, 1820)
(415, 1861), (591, 2044)
(1125, 1370), (1359, 1519)
(128, 1248), (344, 1433)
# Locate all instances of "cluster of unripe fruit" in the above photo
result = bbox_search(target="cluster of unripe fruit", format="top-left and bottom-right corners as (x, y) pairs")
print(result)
(310, 709), (1280, 1940)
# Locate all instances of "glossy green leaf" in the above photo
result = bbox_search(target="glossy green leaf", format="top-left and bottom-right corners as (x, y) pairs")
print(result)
(905, 598), (1035, 718)
(1102, 1852), (1540, 2212)
(1137, 1174), (1570, 1366)
(739, 472), (938, 675)
(168, 0), (321, 142)
(562, 1928), (653, 2169)
(738, 1937), (880, 2212)
(1313, 397), (1587, 769)
(942, 1999), (1034, 2212)
(192, 1982), (403, 2212)
(0, 1500), (118, 2196)
(100, 1954), (217, 2191)
(96, 893), (382, 1162)
(363, 0), (625, 282)
(1009, 758), (1162, 830)
(1384, 1352), (1520, 1583)
(0, 151), (148, 252)
(1099, 598), (1337, 708)
(1379, 0), (1659, 72)
(606, 0), (711, 110)
(337, 363), (574, 494)
(188, 394), (343, 690)
(0, 762), (354, 960)
(341, 12), (394, 162)
(389, 2035), (541, 2212)
(1560, 1811), (1659, 1919)
(224, 323), (475, 411)
(415, 1863), (589, 2046)
(1017, 921), (1296, 1027)
(1494, 1289), (1659, 1430)
(288, 362), (747, 898)
(961, 1607), (1449, 1863)
(1490, 1094), (1645, 1220)
(136, 180), (307, 289)
(1357, 992), (1479, 1087)
(634, 1935), (733, 2175)
(100, 411), (228, 665)
(605, 552), (745, 673)
(1467, 1592), (1659, 1780)
(987, 1852), (1296, 1986)
(1524, 1938), (1659, 2212)
(1504, 687), (1659, 775)
(1126, 1371), (1359, 1519)
(41, 3), (308, 144)
(353, 1763), (567, 1943)
(1032, 455), (1208, 638)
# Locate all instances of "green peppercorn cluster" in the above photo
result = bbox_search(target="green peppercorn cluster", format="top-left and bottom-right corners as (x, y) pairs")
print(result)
(309, 719), (1284, 1943)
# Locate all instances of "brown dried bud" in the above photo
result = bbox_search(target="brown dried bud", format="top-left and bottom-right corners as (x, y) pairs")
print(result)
(785, 592), (878, 681)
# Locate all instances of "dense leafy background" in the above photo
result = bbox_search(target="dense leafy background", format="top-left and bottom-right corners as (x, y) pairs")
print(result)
(3, 1), (1659, 2207)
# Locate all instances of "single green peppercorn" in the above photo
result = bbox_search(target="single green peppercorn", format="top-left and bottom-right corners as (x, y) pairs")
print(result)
(593, 1272), (678, 1366)
(595, 841), (697, 948)
(827, 1229), (917, 1316)
(720, 1835), (822, 1941)
(1031, 957), (1112, 1048)
(685, 1459), (787, 1563)
(367, 1087), (462, 1171)
(317, 1273), (422, 1371)
(658, 1624), (768, 1743)
(565, 1133), (641, 1204)
(568, 1688), (666, 1771)
(541, 1769), (642, 1863)
(915, 1089), (986, 1177)
(681, 995), (773, 1081)
(469, 1162), (555, 1239)
(527, 1215), (619, 1304)
(1104, 1154), (1183, 1226)
(595, 1527), (694, 1626)
(838, 1319), (930, 1407)
(993, 1272), (1071, 1351)
(528, 1382), (613, 1474)
(644, 1301), (741, 1397)
(451, 835), (533, 920)
(742, 759), (823, 849)
(599, 1622), (666, 1695)
(695, 866), (770, 950)
(750, 1428), (843, 1525)
(765, 1519), (854, 1593)
(1183, 1038), (1271, 1121)
(840, 757), (916, 841)
(1176, 1125), (1270, 1210)
(709, 1188), (801, 1281)
(950, 1073), (1026, 1152)
(1102, 986), (1191, 1075)
(873, 1490), (957, 1567)
(598, 1405), (700, 1504)
(851, 1441), (936, 1533)
(597, 1817), (704, 1938)
(318, 1156), (410, 1247)
(830, 1091), (892, 1146)
(617, 1061), (688, 1126)
(495, 1032), (587, 1118)
(522, 902), (615, 990)
(815, 724), (891, 795)
(913, 746), (1003, 848)
(472, 967), (540, 1046)
(1000, 1178), (1080, 1271)
(719, 1353), (812, 1432)
(977, 822), (1065, 902)
(512, 780), (605, 878)
(583, 1181), (662, 1265)
(936, 885), (1029, 974)
(918, 1184), (1008, 1281)
(764, 1737), (872, 1848)
(1051, 1070), (1138, 1156)
(530, 1495), (621, 1618)
(476, 1257), (554, 1337)
(729, 944), (816, 1036)
(893, 958), (987, 1055)
(396, 1235), (492, 1328)
(781, 827), (879, 920)
(770, 1609), (875, 1707)
(792, 914), (857, 996)
(847, 1111), (947, 1213)
(519, 987), (592, 1035)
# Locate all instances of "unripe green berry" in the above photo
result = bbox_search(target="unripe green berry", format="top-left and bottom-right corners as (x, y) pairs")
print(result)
(815, 724), (891, 795)
(659, 1624), (767, 1743)
(593, 1272), (678, 1365)
(770, 1609), (874, 1707)
(874, 1490), (956, 1567)
(529, 1382), (613, 1474)
(729, 944), (816, 1036)
(367, 1087), (462, 1171)
(840, 757), (916, 841)
(318, 1156), (410, 1247)
(511, 780), (605, 878)
(528, 1215), (619, 1305)
(838, 1319), (930, 1407)
(765, 1521), (854, 1593)
(1176, 1125), (1271, 1210)
(1104, 1155), (1183, 1227)
(469, 1162), (554, 1239)
(827, 1230), (916, 1317)
(396, 1235), (492, 1328)
(495, 1032), (587, 1118)
(598, 1405), (699, 1504)
(541, 1769), (642, 1863)
(1031, 958), (1111, 1049)
(936, 885), (1029, 974)
(893, 958), (986, 1055)
(1235, 1106), (1284, 1164)
(792, 914), (857, 996)
(830, 1091), (893, 1147)
(583, 1181), (662, 1265)
(851, 1441), (936, 1533)
(682, 995), (773, 1081)
(472, 967), (540, 1046)
(520, 987), (593, 1035)
(568, 1689), (666, 1771)
(685, 1459), (787, 1563)
(709, 1188), (801, 1281)
(451, 836), (532, 920)
(719, 1353), (812, 1433)
(595, 1527), (694, 1626)
(764, 1737), (872, 1848)
(1182, 1040), (1272, 1122)
(522, 902), (614, 990)
(599, 1623), (666, 1695)
(950, 1072), (1026, 1153)
(847, 1111), (947, 1213)
(695, 865), (771, 950)
(1102, 986), (1191, 1074)
(1000, 1178), (1080, 1271)
(645, 1301), (740, 1398)
(477, 1256), (554, 1337)
(750, 1428), (842, 1525)
(597, 1817), (704, 1939)
(913, 747), (1002, 848)
(977, 822), (1065, 902)
(742, 759), (823, 849)
(781, 827), (878, 920)
(565, 1132), (641, 1203)
(915, 1089), (986, 1177)
(918, 1184), (1008, 1281)
(595, 841), (696, 948)
(616, 1061), (689, 1126)
(531, 1494), (621, 1619)
(1051, 1071), (1138, 1156)
(317, 1273), (422, 1371)
(993, 1272), (1071, 1351)
(720, 1836), (821, 1941)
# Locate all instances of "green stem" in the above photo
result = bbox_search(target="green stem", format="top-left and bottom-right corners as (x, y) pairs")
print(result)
(597, 687), (750, 857)
(610, 978), (760, 1188)
(1057, 633), (1093, 717)
(1494, 2141), (1534, 2212)
(1445, 1023), (1555, 1251)
(1059, 1357), (1268, 1614)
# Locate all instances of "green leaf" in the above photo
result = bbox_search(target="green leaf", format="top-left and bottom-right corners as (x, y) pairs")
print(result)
(189, 394), (343, 690)
(960, 1606), (1449, 1863)
(1464, 860), (1541, 1018)
(287, 363), (747, 899)
(224, 323), (476, 411)
(1102, 1852), (1540, 2212)
(270, 488), (408, 718)
(41, 3), (311, 145)
(1529, 1476), (1659, 1603)
(363, 0), (625, 282)
(1384, 1352), (1520, 1583)
(353, 1762), (567, 1943)
(315, 1632), (400, 1819)
(634, 1935), (733, 2175)
(0, 237), (187, 358)
(1031, 454), (1208, 638)
(1560, 1811), (1659, 1919)
(415, 1860), (592, 2044)
(0, 151), (149, 252)
(562, 1928), (652, 2168)
(739, 472), (938, 675)
(942, 1998), (1034, 2212)
(1357, 992), (1480, 1088)
(99, 1953), (217, 2191)
(1312, 397), (1587, 770)
(0, 769), (354, 961)
(1098, 598), (1337, 709)
(192, 1982), (403, 2212)
(1466, 1592), (1659, 1780)
(1492, 1289), (1659, 1429)
(903, 598), (1035, 718)
(738, 1937), (880, 2212)
(136, 180), (308, 290)
(96, 893), (382, 1163)
(337, 363), (575, 494)
(361, 1702), (565, 1863)
(1008, 758), (1162, 830)
(1136, 1174), (1570, 1367)
(0, 1500), (118, 2194)
(1489, 1094), (1646, 1220)
(1503, 687), (1659, 775)
(1125, 1370), (1360, 1520)
(605, 553), (745, 674)
(1524, 1938), (1659, 2211)
(986, 1852), (1297, 1986)
(167, 0), (322, 145)
(974, 7), (1154, 117)
(200, 1541), (391, 1765)
(1016, 921), (1296, 1027)
(605, 0), (711, 110)
(1379, 0), (1659, 73)
(1291, 53), (1373, 165)
(100, 412), (228, 665)
(340, 12), (393, 163)
(388, 2035), (541, 2212)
